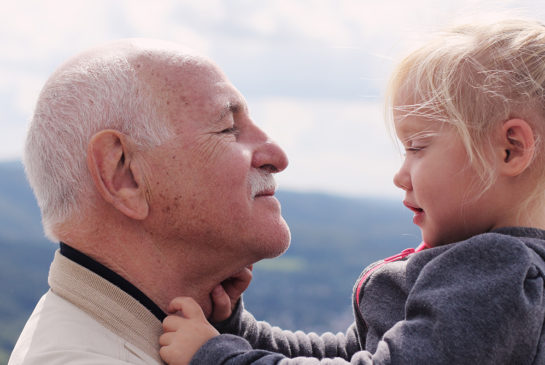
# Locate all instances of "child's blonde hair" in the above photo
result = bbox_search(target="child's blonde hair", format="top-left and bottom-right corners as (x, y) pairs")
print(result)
(386, 17), (545, 203)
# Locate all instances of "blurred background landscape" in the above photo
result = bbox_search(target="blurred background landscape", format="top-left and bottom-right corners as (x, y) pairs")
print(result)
(0, 160), (419, 363)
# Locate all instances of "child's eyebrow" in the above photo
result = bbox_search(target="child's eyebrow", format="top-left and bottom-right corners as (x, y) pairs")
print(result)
(408, 130), (438, 139)
(399, 129), (439, 145)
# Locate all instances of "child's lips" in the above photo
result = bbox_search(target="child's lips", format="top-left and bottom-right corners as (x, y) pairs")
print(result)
(404, 200), (424, 226)
(403, 201), (424, 214)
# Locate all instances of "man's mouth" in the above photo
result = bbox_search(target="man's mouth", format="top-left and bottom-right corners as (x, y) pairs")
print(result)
(254, 188), (275, 198)
(250, 170), (277, 199)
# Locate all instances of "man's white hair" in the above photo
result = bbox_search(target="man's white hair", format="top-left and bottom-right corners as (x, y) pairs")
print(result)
(24, 50), (173, 241)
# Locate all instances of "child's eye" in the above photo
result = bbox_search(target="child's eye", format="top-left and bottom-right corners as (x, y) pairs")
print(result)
(400, 132), (435, 155)
(403, 145), (427, 156)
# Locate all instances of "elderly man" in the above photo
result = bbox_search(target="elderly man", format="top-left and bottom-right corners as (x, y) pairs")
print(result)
(9, 39), (290, 364)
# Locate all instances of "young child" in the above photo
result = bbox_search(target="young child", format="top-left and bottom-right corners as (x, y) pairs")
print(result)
(159, 17), (545, 364)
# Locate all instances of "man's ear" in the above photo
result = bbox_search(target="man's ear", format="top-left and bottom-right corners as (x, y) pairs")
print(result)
(497, 118), (535, 177)
(87, 130), (149, 220)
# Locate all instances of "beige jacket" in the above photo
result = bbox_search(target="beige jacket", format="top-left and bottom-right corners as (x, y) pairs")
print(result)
(8, 251), (164, 364)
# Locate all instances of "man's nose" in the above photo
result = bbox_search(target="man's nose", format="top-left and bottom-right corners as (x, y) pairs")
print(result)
(251, 131), (288, 173)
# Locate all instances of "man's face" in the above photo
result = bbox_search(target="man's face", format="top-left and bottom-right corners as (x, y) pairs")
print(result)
(141, 55), (290, 264)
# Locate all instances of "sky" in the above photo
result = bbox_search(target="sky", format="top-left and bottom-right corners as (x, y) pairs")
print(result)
(2, 0), (545, 200)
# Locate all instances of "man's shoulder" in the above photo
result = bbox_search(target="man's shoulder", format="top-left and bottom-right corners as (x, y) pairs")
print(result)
(24, 289), (115, 335)
(8, 291), (155, 365)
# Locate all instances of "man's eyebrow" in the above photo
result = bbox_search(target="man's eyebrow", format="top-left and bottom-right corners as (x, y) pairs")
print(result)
(214, 101), (242, 124)
(227, 101), (241, 113)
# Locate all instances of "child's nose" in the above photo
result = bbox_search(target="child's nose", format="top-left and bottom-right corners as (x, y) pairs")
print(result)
(393, 168), (411, 191)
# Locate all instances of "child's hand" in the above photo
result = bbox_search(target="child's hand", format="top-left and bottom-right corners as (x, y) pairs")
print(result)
(159, 297), (220, 365)
(210, 265), (253, 322)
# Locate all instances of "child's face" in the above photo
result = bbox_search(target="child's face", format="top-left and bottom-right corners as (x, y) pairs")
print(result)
(393, 114), (500, 247)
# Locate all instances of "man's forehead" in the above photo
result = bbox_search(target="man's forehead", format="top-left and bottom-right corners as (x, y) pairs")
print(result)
(136, 56), (219, 89)
(160, 74), (248, 131)
(136, 54), (232, 104)
(122, 41), (248, 124)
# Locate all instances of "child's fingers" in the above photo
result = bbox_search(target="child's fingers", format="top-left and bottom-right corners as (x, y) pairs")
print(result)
(230, 265), (253, 283)
(158, 346), (170, 364)
(167, 297), (192, 314)
(159, 344), (179, 365)
(159, 331), (175, 346)
(160, 345), (191, 365)
(210, 285), (231, 322)
(223, 266), (253, 300)
(167, 297), (204, 319)
(236, 265), (253, 282)
(162, 315), (186, 332)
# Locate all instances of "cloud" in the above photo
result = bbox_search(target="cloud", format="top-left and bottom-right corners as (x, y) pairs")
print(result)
(3, 0), (545, 198)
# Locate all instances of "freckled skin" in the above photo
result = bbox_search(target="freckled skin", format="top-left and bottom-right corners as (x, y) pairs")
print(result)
(135, 48), (290, 270)
(56, 40), (293, 315)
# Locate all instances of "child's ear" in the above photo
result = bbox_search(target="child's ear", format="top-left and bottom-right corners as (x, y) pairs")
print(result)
(86, 130), (150, 220)
(497, 118), (535, 177)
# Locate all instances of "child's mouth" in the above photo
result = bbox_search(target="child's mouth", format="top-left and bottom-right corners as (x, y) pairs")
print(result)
(403, 201), (423, 214)
(404, 201), (425, 226)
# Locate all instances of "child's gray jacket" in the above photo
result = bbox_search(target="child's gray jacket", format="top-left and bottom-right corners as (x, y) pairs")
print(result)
(194, 227), (545, 364)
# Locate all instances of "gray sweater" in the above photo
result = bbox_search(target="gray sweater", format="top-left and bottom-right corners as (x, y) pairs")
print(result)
(192, 227), (545, 364)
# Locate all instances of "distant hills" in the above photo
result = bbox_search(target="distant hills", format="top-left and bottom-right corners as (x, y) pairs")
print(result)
(0, 161), (44, 244)
(0, 161), (420, 364)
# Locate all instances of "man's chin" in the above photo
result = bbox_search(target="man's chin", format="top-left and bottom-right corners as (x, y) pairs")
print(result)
(262, 229), (291, 259)
(245, 220), (291, 260)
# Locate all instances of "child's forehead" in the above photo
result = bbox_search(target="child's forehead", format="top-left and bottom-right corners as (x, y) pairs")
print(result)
(393, 112), (448, 138)
(393, 80), (419, 106)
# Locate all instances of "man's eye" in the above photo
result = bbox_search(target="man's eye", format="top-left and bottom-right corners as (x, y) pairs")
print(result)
(220, 126), (238, 134)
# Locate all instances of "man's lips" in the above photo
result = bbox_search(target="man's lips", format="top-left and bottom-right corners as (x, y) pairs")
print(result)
(249, 170), (278, 198)
(254, 189), (275, 198)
